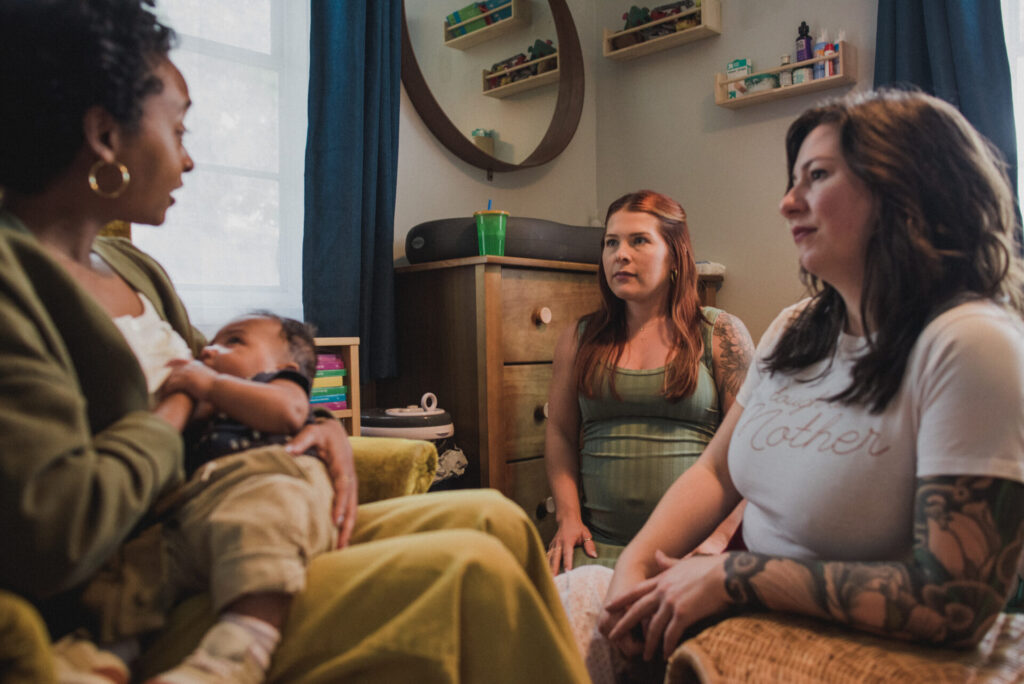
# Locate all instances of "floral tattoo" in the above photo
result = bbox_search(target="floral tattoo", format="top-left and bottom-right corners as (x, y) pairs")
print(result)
(713, 313), (754, 406)
(721, 476), (1024, 645)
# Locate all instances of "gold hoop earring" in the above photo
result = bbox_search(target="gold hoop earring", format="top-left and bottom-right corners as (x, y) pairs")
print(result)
(88, 160), (130, 199)
(670, 269), (678, 283)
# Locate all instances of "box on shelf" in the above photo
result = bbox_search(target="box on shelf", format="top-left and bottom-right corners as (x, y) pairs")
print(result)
(744, 73), (779, 94)
(726, 57), (752, 99)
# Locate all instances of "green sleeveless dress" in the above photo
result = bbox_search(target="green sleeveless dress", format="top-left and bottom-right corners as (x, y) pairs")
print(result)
(572, 307), (722, 569)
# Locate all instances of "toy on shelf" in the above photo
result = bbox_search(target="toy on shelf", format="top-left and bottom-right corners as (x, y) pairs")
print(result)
(622, 5), (651, 29)
(484, 39), (557, 91)
(528, 38), (556, 60)
(611, 0), (701, 51)
(528, 39), (557, 73)
(651, 0), (697, 19)
(490, 52), (528, 74)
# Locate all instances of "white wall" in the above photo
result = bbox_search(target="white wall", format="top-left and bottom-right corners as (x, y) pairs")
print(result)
(395, 0), (878, 339)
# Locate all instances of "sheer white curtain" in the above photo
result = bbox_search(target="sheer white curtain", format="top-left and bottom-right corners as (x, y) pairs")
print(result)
(136, 0), (309, 335)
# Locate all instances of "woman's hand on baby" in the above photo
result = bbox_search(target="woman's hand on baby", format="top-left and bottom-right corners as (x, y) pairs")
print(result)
(160, 358), (217, 400)
(546, 518), (598, 575)
(287, 417), (358, 548)
(601, 550), (730, 662)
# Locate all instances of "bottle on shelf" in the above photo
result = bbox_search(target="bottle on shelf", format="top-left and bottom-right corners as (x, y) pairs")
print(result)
(824, 42), (837, 77)
(779, 54), (793, 87)
(813, 30), (830, 79)
(794, 21), (813, 84)
(795, 21), (812, 61)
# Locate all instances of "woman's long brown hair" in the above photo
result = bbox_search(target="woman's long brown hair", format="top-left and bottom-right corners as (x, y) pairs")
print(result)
(766, 89), (1024, 413)
(576, 190), (709, 401)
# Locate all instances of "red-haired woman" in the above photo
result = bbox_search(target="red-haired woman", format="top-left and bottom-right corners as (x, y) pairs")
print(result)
(544, 190), (754, 575)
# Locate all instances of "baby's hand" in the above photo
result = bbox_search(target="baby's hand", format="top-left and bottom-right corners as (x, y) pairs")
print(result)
(160, 359), (218, 401)
(191, 399), (217, 422)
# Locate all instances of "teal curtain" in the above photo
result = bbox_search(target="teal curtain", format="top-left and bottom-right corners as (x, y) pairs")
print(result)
(874, 0), (1017, 192)
(304, 1), (400, 379)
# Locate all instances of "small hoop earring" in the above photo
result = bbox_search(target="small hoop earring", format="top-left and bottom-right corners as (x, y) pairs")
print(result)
(670, 269), (678, 283)
(88, 160), (131, 199)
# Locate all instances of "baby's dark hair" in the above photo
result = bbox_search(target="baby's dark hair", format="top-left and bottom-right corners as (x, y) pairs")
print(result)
(248, 310), (318, 381)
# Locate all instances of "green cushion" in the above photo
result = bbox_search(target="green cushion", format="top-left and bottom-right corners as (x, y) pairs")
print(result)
(351, 436), (438, 502)
(0, 590), (54, 684)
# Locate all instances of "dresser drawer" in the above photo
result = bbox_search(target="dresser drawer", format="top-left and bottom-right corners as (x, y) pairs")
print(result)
(500, 268), (600, 363)
(502, 363), (552, 461)
(506, 456), (557, 545)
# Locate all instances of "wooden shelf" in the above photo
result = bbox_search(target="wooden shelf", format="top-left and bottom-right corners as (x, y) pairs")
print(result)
(482, 52), (558, 97)
(714, 41), (857, 108)
(313, 336), (360, 436)
(444, 0), (530, 50)
(603, 0), (720, 61)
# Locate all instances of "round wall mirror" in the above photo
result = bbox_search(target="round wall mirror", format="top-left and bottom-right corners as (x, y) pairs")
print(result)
(401, 0), (585, 176)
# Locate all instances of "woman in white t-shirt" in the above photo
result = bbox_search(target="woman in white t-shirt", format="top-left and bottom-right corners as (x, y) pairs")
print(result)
(593, 88), (1024, 666)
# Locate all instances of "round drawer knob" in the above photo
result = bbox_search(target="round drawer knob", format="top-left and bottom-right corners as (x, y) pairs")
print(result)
(532, 306), (553, 326)
(534, 402), (549, 421)
(536, 496), (556, 520)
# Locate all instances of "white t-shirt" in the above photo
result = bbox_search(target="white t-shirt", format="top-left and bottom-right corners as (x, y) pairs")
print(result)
(730, 298), (1024, 562)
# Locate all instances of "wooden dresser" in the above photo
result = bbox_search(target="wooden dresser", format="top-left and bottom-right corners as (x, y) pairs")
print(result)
(376, 256), (722, 542)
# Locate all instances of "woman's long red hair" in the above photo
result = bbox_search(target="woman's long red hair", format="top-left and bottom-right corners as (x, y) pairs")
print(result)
(576, 190), (708, 401)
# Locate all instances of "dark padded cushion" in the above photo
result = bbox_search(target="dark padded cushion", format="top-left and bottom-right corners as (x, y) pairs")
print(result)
(405, 216), (602, 264)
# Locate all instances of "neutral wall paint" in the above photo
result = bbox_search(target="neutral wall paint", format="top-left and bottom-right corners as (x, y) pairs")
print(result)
(592, 0), (878, 340)
(395, 0), (602, 262)
(405, 1), (560, 165)
(395, 0), (878, 340)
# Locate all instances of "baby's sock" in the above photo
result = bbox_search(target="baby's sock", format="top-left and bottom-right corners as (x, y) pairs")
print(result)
(219, 613), (281, 670)
(146, 613), (281, 684)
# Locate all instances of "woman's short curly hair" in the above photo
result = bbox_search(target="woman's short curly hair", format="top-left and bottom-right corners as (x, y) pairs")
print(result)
(0, 0), (175, 195)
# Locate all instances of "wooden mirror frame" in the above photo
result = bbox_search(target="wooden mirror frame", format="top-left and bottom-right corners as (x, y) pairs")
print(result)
(401, 0), (585, 176)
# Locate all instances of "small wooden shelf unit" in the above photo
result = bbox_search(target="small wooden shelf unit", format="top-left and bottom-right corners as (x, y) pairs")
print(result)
(714, 41), (857, 109)
(444, 0), (530, 50)
(482, 52), (558, 97)
(313, 336), (360, 436)
(603, 0), (721, 61)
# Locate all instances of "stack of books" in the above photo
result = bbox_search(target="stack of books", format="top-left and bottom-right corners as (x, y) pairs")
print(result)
(446, 3), (486, 36)
(445, 1), (510, 37)
(311, 353), (347, 411)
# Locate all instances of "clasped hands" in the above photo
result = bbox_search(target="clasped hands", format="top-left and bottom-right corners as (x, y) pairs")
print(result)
(599, 550), (731, 662)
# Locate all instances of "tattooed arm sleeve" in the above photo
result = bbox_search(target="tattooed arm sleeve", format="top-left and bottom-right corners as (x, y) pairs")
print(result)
(711, 312), (755, 414)
(721, 475), (1024, 646)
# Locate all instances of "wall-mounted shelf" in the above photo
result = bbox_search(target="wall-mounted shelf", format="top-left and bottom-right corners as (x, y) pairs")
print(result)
(444, 0), (530, 50)
(603, 0), (720, 61)
(714, 41), (857, 109)
(313, 336), (360, 436)
(482, 52), (558, 97)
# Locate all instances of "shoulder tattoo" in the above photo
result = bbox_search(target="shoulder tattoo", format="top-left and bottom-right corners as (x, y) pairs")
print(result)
(713, 313), (754, 401)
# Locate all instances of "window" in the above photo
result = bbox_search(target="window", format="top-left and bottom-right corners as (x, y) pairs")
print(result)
(136, 0), (309, 334)
(1005, 0), (1022, 199)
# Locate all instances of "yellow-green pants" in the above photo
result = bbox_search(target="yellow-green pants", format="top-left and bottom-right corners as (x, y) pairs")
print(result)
(138, 489), (589, 683)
